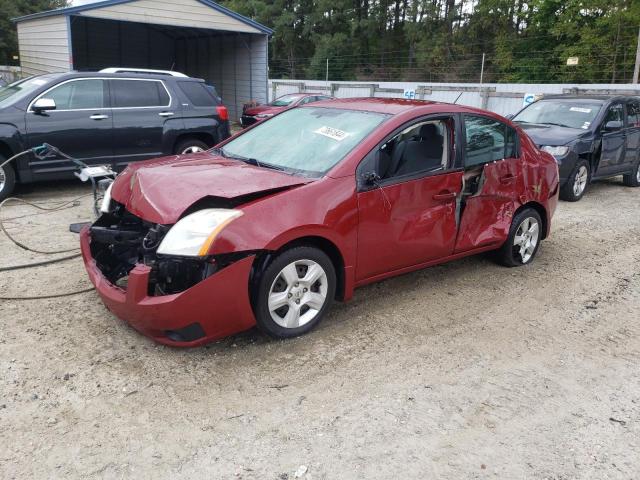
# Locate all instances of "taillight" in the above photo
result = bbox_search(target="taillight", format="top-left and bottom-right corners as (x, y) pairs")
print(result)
(216, 105), (228, 121)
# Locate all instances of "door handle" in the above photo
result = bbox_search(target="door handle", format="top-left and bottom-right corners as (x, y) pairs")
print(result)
(158, 112), (174, 117)
(90, 114), (109, 120)
(433, 191), (457, 201)
(500, 174), (516, 184)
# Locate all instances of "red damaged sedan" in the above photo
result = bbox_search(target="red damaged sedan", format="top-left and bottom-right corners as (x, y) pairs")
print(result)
(240, 93), (333, 127)
(81, 98), (559, 346)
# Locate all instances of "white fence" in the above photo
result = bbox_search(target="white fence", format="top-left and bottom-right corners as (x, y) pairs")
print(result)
(268, 79), (640, 116)
(0, 66), (22, 84)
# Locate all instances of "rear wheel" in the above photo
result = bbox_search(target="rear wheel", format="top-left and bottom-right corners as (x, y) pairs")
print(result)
(0, 159), (16, 202)
(622, 160), (640, 187)
(253, 246), (336, 339)
(174, 138), (210, 155)
(560, 159), (590, 202)
(497, 208), (543, 267)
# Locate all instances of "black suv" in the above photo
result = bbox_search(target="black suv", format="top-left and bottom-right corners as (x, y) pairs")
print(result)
(512, 95), (640, 201)
(0, 71), (230, 200)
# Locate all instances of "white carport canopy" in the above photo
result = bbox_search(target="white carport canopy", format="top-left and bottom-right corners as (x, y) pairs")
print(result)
(14, 0), (273, 121)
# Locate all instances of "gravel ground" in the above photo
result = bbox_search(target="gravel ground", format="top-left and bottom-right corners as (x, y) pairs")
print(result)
(1, 178), (639, 479)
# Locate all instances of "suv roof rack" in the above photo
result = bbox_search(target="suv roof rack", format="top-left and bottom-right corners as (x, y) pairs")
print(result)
(99, 68), (189, 77)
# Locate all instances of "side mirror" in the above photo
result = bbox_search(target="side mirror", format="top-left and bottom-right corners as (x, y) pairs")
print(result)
(604, 120), (623, 131)
(32, 98), (56, 113)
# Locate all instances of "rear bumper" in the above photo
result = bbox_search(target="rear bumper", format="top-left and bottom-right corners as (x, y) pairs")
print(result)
(80, 228), (257, 347)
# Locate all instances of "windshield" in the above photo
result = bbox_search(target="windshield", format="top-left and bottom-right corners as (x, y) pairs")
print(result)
(513, 100), (603, 129)
(220, 107), (388, 176)
(0, 75), (55, 109)
(270, 94), (304, 107)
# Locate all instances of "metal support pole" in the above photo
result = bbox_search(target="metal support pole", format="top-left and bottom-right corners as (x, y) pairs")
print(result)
(480, 52), (485, 85)
(633, 27), (640, 84)
(326, 58), (329, 82)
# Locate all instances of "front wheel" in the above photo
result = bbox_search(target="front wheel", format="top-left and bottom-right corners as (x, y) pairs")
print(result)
(622, 160), (640, 187)
(0, 161), (16, 202)
(254, 246), (336, 339)
(496, 208), (543, 267)
(560, 159), (590, 202)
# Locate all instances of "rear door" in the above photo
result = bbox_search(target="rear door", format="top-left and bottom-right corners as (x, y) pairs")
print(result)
(109, 78), (175, 169)
(454, 115), (520, 253)
(624, 100), (640, 167)
(598, 102), (626, 174)
(25, 78), (113, 176)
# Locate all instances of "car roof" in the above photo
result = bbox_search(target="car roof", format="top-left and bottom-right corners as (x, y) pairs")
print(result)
(537, 94), (637, 102)
(306, 97), (475, 115)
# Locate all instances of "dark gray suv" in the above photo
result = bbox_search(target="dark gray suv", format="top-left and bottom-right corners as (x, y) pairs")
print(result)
(512, 95), (640, 201)
(0, 71), (230, 200)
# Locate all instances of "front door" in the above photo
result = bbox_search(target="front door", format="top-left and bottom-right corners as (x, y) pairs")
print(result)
(356, 117), (462, 281)
(25, 78), (113, 177)
(597, 102), (626, 174)
(109, 78), (175, 170)
(455, 114), (520, 253)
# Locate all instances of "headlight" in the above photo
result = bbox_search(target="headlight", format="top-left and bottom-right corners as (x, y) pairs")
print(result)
(157, 209), (243, 257)
(99, 181), (114, 214)
(256, 113), (274, 118)
(541, 145), (570, 157)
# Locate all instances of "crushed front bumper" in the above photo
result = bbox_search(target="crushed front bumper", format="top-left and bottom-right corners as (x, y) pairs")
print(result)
(80, 228), (257, 347)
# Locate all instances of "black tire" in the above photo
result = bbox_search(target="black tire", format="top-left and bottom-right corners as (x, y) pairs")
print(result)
(622, 160), (640, 187)
(560, 158), (590, 202)
(174, 138), (210, 155)
(496, 207), (543, 267)
(0, 159), (16, 202)
(253, 246), (336, 339)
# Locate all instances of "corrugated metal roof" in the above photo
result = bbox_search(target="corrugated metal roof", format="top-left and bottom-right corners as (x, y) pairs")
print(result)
(12, 0), (273, 35)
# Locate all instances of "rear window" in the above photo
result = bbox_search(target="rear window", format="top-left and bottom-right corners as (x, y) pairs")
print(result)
(178, 81), (219, 106)
(111, 80), (170, 108)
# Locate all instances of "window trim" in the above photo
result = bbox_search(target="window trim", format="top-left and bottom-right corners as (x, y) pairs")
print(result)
(356, 114), (459, 191)
(461, 114), (520, 169)
(28, 77), (172, 112)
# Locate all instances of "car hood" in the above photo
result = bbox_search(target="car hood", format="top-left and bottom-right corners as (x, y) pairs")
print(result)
(244, 104), (284, 116)
(517, 122), (587, 146)
(111, 152), (311, 224)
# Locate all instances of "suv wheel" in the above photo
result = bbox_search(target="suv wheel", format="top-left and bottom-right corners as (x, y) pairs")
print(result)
(560, 159), (590, 201)
(622, 160), (640, 187)
(253, 246), (336, 339)
(496, 208), (543, 267)
(175, 138), (210, 155)
(0, 159), (16, 202)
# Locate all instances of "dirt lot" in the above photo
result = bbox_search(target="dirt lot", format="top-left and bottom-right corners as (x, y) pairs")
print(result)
(1, 178), (639, 479)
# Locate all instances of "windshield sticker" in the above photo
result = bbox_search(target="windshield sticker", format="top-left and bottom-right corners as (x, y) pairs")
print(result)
(582, 122), (590, 129)
(314, 126), (348, 141)
(570, 107), (592, 113)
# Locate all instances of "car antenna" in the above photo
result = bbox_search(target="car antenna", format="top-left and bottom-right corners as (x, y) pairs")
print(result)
(453, 92), (463, 104)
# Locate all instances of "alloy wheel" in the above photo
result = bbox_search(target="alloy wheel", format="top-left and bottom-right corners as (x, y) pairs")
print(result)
(573, 165), (588, 197)
(513, 216), (540, 263)
(0, 166), (5, 192)
(636, 163), (640, 183)
(267, 259), (328, 329)
(181, 146), (205, 154)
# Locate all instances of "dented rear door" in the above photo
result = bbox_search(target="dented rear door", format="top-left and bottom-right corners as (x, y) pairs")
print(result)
(454, 115), (520, 253)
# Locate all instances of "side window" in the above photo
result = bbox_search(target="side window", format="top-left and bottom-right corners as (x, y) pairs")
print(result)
(111, 80), (170, 108)
(603, 103), (624, 127)
(44, 79), (106, 110)
(377, 119), (451, 180)
(463, 115), (517, 167)
(298, 96), (314, 105)
(178, 81), (218, 106)
(626, 102), (640, 127)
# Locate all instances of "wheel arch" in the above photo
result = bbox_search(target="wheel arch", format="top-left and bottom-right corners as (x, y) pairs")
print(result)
(250, 235), (347, 302)
(516, 201), (548, 240)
